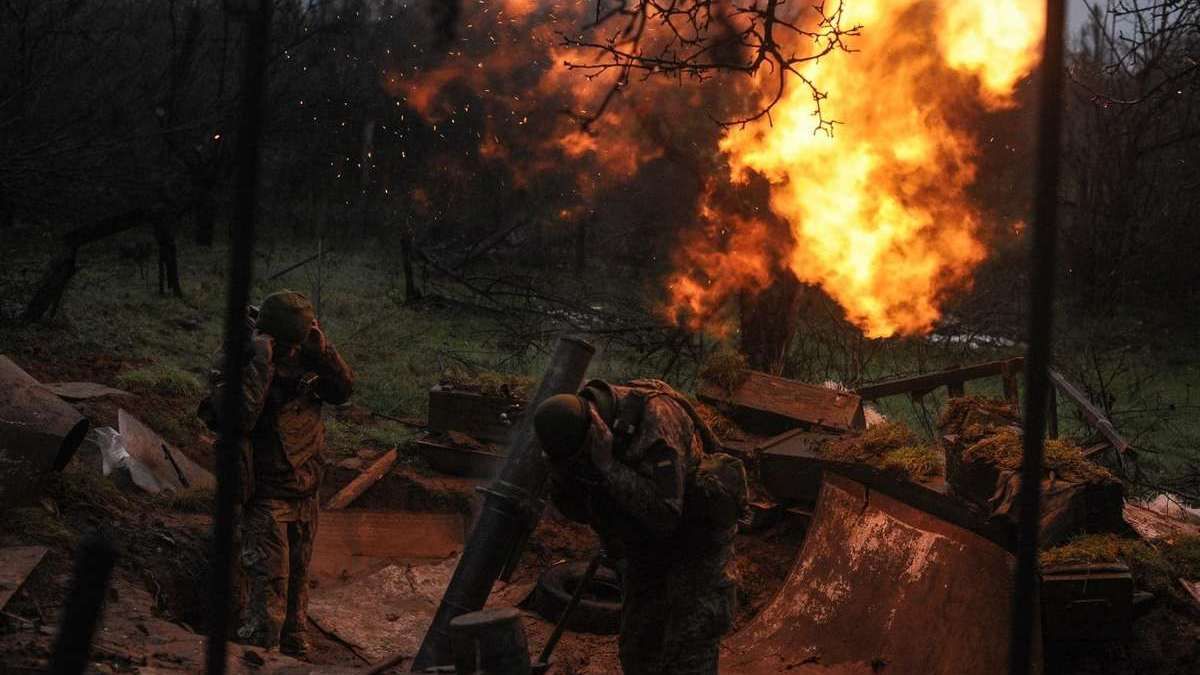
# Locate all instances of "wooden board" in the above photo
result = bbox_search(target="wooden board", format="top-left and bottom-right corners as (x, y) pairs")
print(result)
(698, 370), (864, 435)
(311, 511), (466, 582)
(855, 358), (1023, 400)
(0, 546), (48, 611)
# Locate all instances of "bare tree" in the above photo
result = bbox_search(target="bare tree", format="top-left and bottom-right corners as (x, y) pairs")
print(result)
(561, 0), (860, 127)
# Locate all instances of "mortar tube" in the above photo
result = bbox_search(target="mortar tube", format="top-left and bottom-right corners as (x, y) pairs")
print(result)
(412, 336), (595, 671)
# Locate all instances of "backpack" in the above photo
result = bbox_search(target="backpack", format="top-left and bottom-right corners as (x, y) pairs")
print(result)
(613, 379), (749, 531)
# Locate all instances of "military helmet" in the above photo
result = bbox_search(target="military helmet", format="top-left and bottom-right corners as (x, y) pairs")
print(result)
(256, 290), (315, 345)
(534, 393), (592, 460)
(579, 380), (616, 427)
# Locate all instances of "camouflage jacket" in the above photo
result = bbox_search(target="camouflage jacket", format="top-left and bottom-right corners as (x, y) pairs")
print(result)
(548, 381), (736, 594)
(209, 336), (354, 502)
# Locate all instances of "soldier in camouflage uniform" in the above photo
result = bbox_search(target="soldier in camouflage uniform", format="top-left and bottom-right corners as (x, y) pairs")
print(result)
(207, 290), (353, 657)
(534, 379), (741, 675)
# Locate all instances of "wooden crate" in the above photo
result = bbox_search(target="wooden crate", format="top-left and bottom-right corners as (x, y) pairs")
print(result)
(1042, 563), (1133, 642)
(427, 386), (523, 444)
(698, 370), (865, 436)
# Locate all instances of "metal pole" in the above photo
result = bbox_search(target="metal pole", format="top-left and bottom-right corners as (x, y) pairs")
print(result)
(48, 534), (116, 675)
(537, 551), (604, 667)
(206, 2), (272, 673)
(1009, 2), (1066, 674)
(413, 336), (596, 670)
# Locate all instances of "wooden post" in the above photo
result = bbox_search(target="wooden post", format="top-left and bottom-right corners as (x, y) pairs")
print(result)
(325, 448), (398, 510)
(1046, 386), (1059, 439)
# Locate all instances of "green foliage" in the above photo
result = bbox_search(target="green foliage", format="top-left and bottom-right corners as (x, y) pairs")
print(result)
(880, 445), (944, 482)
(1040, 533), (1192, 599)
(1, 507), (77, 548)
(822, 422), (944, 481)
(440, 365), (534, 399)
(116, 363), (203, 397)
(963, 428), (1116, 483)
(698, 349), (749, 395)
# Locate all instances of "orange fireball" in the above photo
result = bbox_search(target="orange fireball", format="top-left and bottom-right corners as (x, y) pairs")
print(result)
(682, 0), (1044, 337)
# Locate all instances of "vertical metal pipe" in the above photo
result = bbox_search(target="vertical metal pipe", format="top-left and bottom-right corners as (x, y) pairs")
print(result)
(413, 336), (596, 670)
(49, 534), (116, 675)
(1010, 2), (1067, 674)
(206, 2), (272, 673)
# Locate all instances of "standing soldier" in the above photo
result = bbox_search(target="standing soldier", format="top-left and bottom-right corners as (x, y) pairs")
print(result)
(533, 379), (747, 675)
(206, 290), (353, 657)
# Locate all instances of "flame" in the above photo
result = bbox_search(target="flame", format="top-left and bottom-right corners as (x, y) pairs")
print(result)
(667, 183), (778, 329)
(685, 0), (1044, 337)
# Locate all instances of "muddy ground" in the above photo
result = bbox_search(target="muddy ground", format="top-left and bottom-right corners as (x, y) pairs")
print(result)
(3, 348), (1200, 674)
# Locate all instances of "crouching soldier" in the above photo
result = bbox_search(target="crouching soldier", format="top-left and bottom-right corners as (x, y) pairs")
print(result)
(533, 379), (747, 675)
(206, 290), (353, 657)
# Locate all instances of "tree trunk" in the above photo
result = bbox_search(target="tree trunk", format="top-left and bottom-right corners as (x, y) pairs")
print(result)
(738, 274), (804, 375)
(22, 251), (78, 321)
(194, 192), (216, 246)
(0, 188), (13, 229)
(401, 228), (421, 303)
(574, 217), (587, 276)
(155, 222), (183, 297)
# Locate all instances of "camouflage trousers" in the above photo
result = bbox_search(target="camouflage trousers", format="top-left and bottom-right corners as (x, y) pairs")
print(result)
(617, 571), (735, 675)
(237, 496), (318, 650)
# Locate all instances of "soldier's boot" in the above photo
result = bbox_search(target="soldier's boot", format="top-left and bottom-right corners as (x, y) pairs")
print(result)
(279, 633), (311, 659)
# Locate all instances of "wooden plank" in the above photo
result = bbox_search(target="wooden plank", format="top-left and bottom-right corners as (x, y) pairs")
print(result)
(698, 370), (865, 434)
(1180, 579), (1200, 612)
(1046, 386), (1059, 439)
(855, 358), (1024, 400)
(311, 511), (466, 581)
(325, 448), (398, 510)
(0, 546), (48, 611)
(1047, 369), (1131, 456)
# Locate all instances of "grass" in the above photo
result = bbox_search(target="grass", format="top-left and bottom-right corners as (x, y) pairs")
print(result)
(961, 427), (1117, 483)
(1040, 533), (1200, 599)
(439, 365), (535, 399)
(698, 349), (749, 395)
(1, 232), (1195, 494)
(822, 422), (944, 481)
(152, 487), (215, 514)
(116, 363), (203, 397)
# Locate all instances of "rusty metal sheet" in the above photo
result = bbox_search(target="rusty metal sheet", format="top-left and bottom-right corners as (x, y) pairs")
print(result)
(698, 370), (865, 435)
(0, 355), (89, 506)
(722, 473), (1035, 675)
(117, 409), (214, 493)
(311, 510), (466, 582)
(0, 546), (48, 611)
(308, 557), (459, 663)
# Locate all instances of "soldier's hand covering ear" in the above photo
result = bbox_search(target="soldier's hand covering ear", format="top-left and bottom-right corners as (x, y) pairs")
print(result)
(253, 332), (274, 364)
(303, 320), (326, 357)
(585, 403), (615, 472)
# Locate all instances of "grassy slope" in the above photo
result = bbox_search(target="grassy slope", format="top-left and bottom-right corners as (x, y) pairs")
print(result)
(1, 232), (1194, 485)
